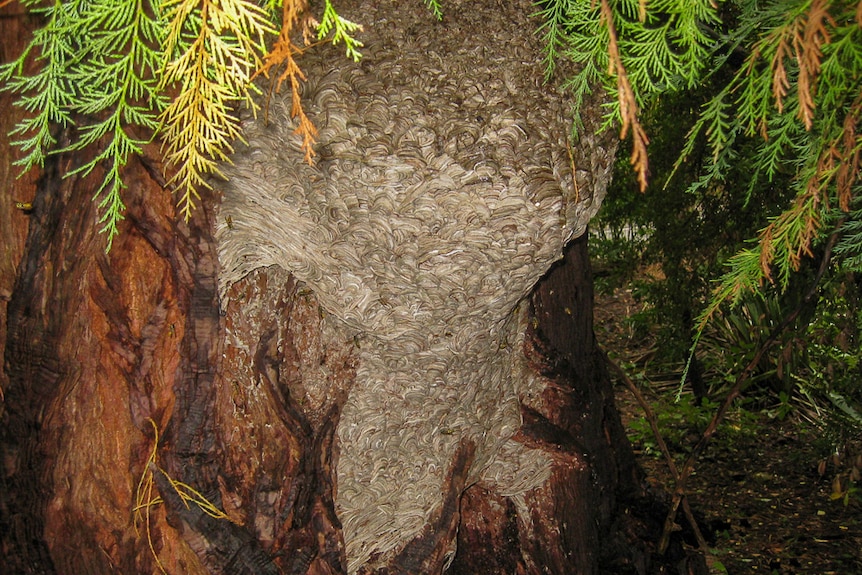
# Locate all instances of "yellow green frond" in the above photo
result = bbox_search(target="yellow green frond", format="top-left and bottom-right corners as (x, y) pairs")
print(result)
(159, 0), (276, 220)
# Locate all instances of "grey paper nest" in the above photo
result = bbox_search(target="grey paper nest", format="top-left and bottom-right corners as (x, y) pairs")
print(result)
(216, 0), (614, 571)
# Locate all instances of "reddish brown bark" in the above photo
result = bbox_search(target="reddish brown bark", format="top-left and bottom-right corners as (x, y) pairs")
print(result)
(0, 2), (37, 406)
(214, 267), (353, 574)
(0, 162), (673, 574)
(449, 235), (647, 575)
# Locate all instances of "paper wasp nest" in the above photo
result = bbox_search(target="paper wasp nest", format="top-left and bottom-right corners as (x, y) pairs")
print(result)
(217, 0), (613, 570)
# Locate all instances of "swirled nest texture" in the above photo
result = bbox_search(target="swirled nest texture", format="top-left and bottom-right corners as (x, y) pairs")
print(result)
(217, 0), (614, 571)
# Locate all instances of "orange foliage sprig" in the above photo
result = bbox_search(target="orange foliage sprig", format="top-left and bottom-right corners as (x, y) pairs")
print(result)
(255, 0), (319, 163)
(766, 0), (833, 129)
(599, 0), (650, 192)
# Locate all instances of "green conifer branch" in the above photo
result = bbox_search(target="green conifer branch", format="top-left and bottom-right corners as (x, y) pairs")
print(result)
(1, 0), (368, 248)
(0, 0), (80, 171)
(424, 0), (443, 21)
(535, 0), (860, 377)
(689, 0), (860, 327)
(834, 201), (862, 269)
(534, 0), (577, 79)
(317, 0), (363, 62)
(546, 0), (717, 191)
(555, 0), (717, 131)
(159, 0), (276, 221)
(69, 0), (165, 249)
(1, 0), (167, 249)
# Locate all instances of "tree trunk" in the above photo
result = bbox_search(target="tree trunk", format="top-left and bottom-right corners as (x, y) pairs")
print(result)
(1, 1), (703, 574)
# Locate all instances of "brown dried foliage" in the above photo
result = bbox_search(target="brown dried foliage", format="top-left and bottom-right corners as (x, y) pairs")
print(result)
(255, 0), (319, 163)
(769, 0), (834, 129)
(795, 0), (832, 129)
(835, 94), (862, 212)
(771, 92), (862, 281)
(759, 182), (823, 281)
(599, 0), (650, 192)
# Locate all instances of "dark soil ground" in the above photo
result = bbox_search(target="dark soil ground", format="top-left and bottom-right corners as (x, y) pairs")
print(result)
(595, 287), (862, 575)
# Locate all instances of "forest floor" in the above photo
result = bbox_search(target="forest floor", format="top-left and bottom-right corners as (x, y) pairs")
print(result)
(595, 287), (862, 575)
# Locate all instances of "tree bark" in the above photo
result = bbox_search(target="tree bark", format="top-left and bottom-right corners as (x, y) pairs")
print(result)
(1, 1), (704, 574)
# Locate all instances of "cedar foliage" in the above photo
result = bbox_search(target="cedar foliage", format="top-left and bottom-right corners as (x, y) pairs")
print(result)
(0, 0), (361, 249)
(686, 0), (862, 328)
(541, 0), (861, 330)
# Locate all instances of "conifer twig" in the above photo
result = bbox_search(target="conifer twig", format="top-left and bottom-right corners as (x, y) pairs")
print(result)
(599, 0), (650, 192)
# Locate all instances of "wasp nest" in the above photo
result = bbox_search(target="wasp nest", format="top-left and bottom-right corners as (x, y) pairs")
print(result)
(217, 0), (613, 571)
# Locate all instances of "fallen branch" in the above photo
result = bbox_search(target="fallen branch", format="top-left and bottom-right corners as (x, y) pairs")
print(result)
(602, 348), (708, 551)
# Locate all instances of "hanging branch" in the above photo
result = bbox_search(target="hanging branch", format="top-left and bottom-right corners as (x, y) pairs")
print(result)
(658, 216), (846, 554)
(255, 0), (362, 164)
